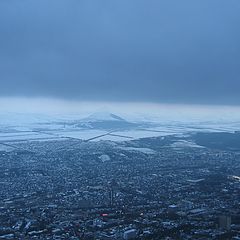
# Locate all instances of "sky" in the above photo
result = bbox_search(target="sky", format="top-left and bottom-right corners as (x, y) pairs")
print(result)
(0, 0), (240, 105)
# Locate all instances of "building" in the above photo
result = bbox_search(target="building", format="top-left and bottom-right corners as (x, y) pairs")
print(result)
(219, 215), (231, 230)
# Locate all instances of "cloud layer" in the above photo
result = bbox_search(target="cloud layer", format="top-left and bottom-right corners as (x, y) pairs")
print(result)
(0, 0), (240, 104)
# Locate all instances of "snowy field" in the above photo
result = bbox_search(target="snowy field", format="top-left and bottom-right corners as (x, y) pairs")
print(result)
(0, 124), (239, 144)
(0, 111), (240, 145)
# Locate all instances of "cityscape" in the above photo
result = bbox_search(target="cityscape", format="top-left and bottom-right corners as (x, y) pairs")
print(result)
(1, 0), (240, 239)
(0, 114), (240, 239)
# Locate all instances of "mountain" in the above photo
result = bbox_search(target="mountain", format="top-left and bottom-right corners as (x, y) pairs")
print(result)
(82, 112), (126, 122)
(76, 112), (138, 130)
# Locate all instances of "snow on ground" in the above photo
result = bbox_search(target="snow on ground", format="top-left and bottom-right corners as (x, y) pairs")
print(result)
(170, 140), (205, 149)
(0, 132), (58, 142)
(113, 130), (172, 139)
(92, 135), (130, 142)
(0, 114), (240, 144)
(99, 154), (111, 162)
(118, 146), (156, 154)
(55, 130), (107, 140)
(0, 144), (14, 152)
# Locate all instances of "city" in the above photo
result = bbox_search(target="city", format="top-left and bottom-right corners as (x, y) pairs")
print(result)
(1, 0), (240, 239)
(0, 132), (239, 239)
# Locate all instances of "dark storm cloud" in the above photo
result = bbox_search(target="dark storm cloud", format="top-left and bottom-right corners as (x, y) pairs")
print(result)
(0, 0), (240, 104)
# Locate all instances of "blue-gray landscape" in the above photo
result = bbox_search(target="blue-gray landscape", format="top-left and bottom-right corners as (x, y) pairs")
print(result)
(0, 1), (240, 239)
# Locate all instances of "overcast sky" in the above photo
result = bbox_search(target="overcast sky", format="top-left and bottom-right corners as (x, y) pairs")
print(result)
(0, 0), (240, 105)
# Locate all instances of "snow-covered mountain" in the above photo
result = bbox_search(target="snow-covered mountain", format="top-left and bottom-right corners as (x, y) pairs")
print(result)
(75, 112), (138, 130)
(82, 112), (126, 122)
